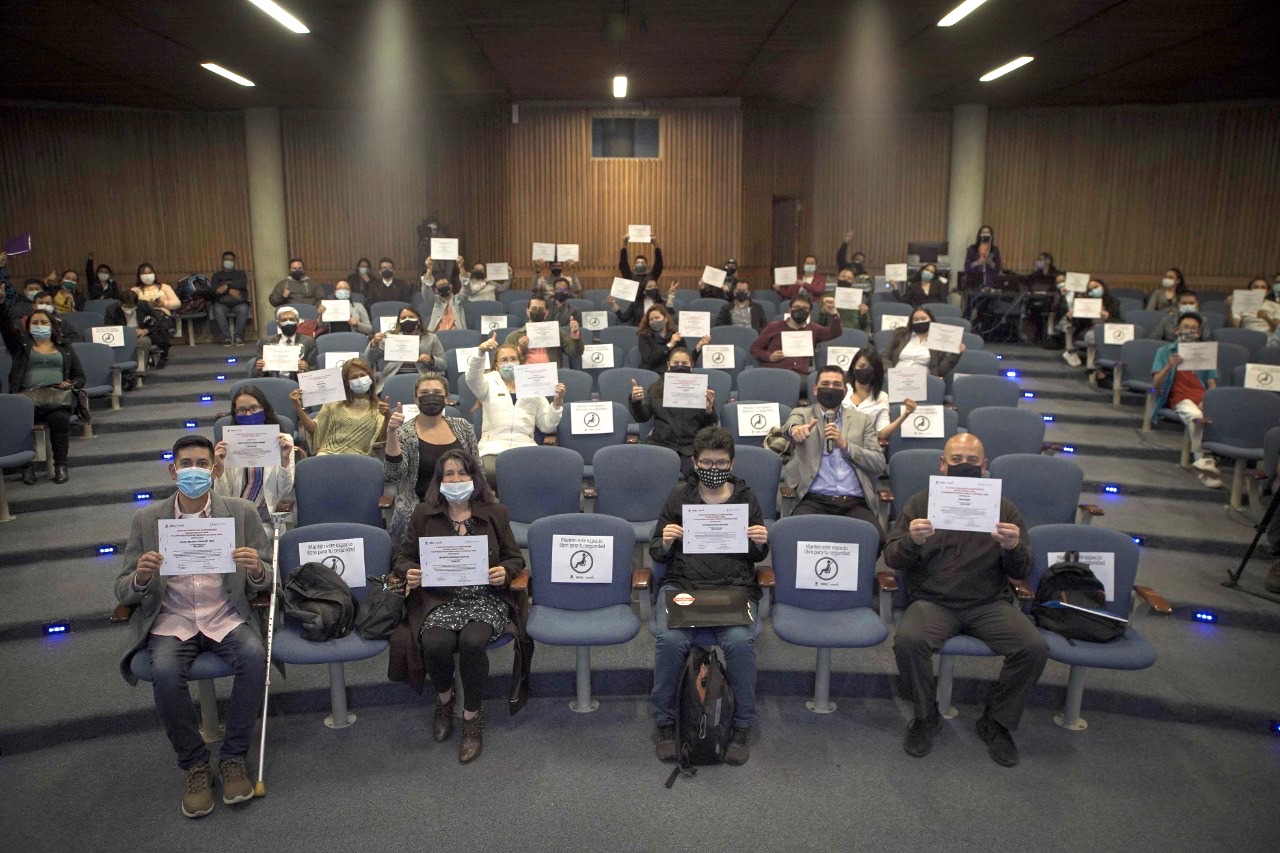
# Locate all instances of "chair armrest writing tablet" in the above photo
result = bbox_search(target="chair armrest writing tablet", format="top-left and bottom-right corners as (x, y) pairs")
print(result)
(110, 603), (136, 624)
(509, 569), (530, 592)
(377, 495), (394, 510)
(755, 566), (775, 588)
(1078, 503), (1105, 517)
(1008, 578), (1035, 601)
(1133, 585), (1173, 614)
(875, 571), (899, 592)
(631, 568), (652, 590)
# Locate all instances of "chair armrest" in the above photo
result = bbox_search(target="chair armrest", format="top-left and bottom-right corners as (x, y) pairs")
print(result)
(1008, 578), (1035, 601)
(877, 488), (893, 505)
(509, 568), (530, 592)
(755, 566), (775, 587)
(625, 434), (639, 444)
(1193, 416), (1212, 426)
(875, 571), (899, 592)
(1078, 503), (1104, 517)
(632, 567), (652, 590)
(1246, 469), (1269, 481)
(1132, 585), (1172, 615)
(582, 486), (597, 500)
(250, 591), (272, 609)
(876, 571), (898, 627)
(274, 499), (295, 513)
(780, 485), (797, 500)
(377, 495), (394, 510)
(110, 603), (136, 624)
(214, 411), (229, 420)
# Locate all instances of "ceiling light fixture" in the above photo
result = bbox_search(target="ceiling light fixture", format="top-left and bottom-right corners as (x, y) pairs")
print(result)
(979, 56), (1034, 82)
(613, 75), (628, 98)
(247, 0), (310, 34)
(201, 63), (256, 87)
(938, 0), (992, 27)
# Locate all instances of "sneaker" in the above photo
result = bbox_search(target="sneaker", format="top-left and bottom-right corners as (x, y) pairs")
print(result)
(1265, 556), (1280, 594)
(181, 764), (215, 818)
(1198, 472), (1224, 490)
(1062, 351), (1082, 368)
(976, 714), (1019, 767)
(219, 757), (254, 804)
(724, 727), (751, 766)
(1192, 457), (1219, 473)
(233, 337), (244, 347)
(223, 338), (235, 347)
(655, 725), (677, 763)
(903, 710), (943, 758)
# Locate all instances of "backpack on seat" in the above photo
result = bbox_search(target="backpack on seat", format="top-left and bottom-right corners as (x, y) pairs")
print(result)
(665, 645), (735, 787)
(281, 561), (357, 642)
(1031, 552), (1127, 644)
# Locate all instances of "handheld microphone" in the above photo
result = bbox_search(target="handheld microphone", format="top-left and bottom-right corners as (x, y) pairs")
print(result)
(823, 409), (836, 454)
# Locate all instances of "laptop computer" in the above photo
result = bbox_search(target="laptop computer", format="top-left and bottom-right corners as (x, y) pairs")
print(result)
(663, 587), (754, 629)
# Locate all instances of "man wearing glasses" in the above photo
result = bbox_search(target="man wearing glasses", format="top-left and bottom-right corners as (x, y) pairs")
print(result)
(648, 426), (770, 766)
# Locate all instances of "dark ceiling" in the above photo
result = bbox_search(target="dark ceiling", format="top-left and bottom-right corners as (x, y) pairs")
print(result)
(1, 0), (1277, 112)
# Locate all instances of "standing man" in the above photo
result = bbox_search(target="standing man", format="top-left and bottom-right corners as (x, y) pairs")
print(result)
(114, 435), (271, 817)
(268, 258), (320, 307)
(211, 250), (250, 346)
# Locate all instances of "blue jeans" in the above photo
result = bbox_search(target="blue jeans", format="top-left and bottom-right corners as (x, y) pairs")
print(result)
(148, 623), (266, 769)
(650, 586), (757, 729)
(213, 301), (250, 340)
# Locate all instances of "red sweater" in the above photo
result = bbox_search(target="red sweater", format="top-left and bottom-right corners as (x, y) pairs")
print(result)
(775, 274), (827, 301)
(749, 315), (844, 376)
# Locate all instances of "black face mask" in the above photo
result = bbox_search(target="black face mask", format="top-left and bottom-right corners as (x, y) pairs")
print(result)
(398, 320), (418, 334)
(852, 261), (865, 274)
(946, 463), (983, 479)
(550, 267), (563, 278)
(644, 287), (660, 300)
(278, 322), (298, 337)
(733, 290), (750, 302)
(668, 364), (692, 374)
(634, 263), (648, 274)
(815, 387), (844, 409)
(980, 234), (991, 243)
(289, 270), (304, 281)
(912, 321), (931, 335)
(791, 309), (809, 325)
(725, 265), (737, 275)
(471, 270), (485, 280)
(528, 309), (546, 323)
(436, 285), (452, 298)
(852, 367), (875, 386)
(381, 269), (394, 281)
(694, 467), (731, 489)
(553, 291), (570, 303)
(417, 394), (446, 416)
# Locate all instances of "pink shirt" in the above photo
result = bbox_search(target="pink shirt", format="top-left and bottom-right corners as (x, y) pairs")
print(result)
(150, 496), (246, 643)
(524, 348), (550, 364)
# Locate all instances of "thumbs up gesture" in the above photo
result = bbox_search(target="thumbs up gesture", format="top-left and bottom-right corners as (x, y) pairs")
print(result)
(388, 402), (405, 431)
(789, 418), (820, 443)
(479, 331), (499, 352)
(630, 378), (644, 401)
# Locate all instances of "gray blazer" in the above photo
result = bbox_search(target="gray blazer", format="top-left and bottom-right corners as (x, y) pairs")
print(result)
(113, 492), (272, 685)
(384, 417), (480, 546)
(779, 403), (886, 515)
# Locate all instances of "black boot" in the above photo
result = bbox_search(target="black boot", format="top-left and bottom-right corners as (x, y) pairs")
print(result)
(53, 464), (69, 485)
(22, 464), (37, 486)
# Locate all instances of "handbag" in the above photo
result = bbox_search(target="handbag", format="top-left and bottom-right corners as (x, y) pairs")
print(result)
(353, 574), (407, 641)
(20, 386), (75, 417)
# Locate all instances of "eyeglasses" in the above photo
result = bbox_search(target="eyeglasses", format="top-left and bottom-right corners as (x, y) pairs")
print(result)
(695, 459), (732, 470)
(234, 405), (264, 416)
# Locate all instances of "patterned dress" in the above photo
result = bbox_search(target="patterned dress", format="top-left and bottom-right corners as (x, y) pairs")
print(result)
(419, 516), (508, 641)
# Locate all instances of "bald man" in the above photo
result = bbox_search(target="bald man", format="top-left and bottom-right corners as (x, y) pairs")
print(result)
(884, 433), (1047, 767)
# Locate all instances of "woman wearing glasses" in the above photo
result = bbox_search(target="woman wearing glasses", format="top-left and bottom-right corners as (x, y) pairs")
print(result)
(213, 386), (296, 525)
(629, 346), (718, 477)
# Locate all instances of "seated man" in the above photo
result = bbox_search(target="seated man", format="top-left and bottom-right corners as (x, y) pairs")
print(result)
(776, 365), (886, 544)
(505, 295), (583, 368)
(749, 293), (843, 377)
(884, 433), (1048, 767)
(1147, 289), (1201, 342)
(267, 258), (320, 307)
(252, 306), (317, 378)
(650, 426), (769, 766)
(114, 435), (271, 817)
(714, 279), (768, 332)
(1150, 311), (1220, 488)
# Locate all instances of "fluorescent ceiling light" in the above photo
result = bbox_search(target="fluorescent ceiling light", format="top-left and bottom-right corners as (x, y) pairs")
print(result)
(247, 0), (310, 34)
(938, 0), (991, 27)
(979, 56), (1034, 82)
(201, 63), (256, 87)
(613, 75), (628, 98)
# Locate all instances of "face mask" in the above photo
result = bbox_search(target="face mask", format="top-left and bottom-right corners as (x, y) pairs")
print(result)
(98, 271), (110, 282)
(235, 410), (267, 426)
(381, 269), (394, 281)
(25, 291), (41, 301)
(29, 324), (52, 340)
(348, 376), (373, 394)
(644, 287), (660, 300)
(837, 279), (854, 288)
(734, 290), (750, 302)
(979, 234), (991, 243)
(1034, 260), (1046, 272)
(1088, 287), (1103, 298)
(1177, 330), (1199, 343)
(946, 463), (983, 479)
(725, 265), (737, 275)
(668, 364), (692, 373)
(912, 321), (931, 335)
(528, 309), (547, 323)
(471, 270), (486, 280)
(497, 363), (516, 380)
(289, 269), (305, 281)
(61, 280), (76, 290)
(1272, 284), (1280, 297)
(358, 265), (369, 275)
(852, 261), (865, 273)
(222, 260), (235, 270)
(694, 467), (731, 489)
(398, 319), (419, 334)
(436, 285), (452, 298)
(815, 387), (844, 409)
(176, 467), (213, 499)
(550, 267), (563, 278)
(417, 394), (446, 416)
(790, 309), (809, 325)
(649, 318), (665, 331)
(921, 271), (934, 282)
(1177, 304), (1197, 315)
(440, 480), (475, 504)
(554, 291), (569, 303)
(140, 273), (156, 285)
(803, 264), (816, 274)
(334, 290), (351, 300)
(634, 263), (648, 274)
(1161, 278), (1175, 289)
(853, 367), (875, 386)
(278, 321), (298, 337)
(35, 304), (54, 313)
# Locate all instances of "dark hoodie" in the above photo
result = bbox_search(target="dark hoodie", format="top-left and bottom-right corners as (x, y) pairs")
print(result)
(649, 475), (768, 596)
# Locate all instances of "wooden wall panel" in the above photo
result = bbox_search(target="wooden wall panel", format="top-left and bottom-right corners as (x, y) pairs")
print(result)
(985, 102), (1280, 285)
(740, 102), (815, 285)
(0, 105), (251, 284)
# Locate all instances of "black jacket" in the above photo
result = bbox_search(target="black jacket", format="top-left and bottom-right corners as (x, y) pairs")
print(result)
(211, 269), (249, 305)
(648, 476), (768, 596)
(630, 379), (717, 458)
(85, 258), (121, 301)
(0, 301), (87, 392)
(619, 244), (665, 285)
(104, 302), (162, 333)
(715, 300), (768, 332)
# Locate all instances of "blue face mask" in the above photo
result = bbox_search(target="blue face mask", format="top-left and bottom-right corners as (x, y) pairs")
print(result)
(440, 480), (475, 504)
(1088, 287), (1103, 298)
(334, 290), (351, 300)
(348, 376), (373, 395)
(235, 411), (267, 426)
(176, 467), (213, 499)
(29, 324), (52, 340)
(921, 271), (934, 282)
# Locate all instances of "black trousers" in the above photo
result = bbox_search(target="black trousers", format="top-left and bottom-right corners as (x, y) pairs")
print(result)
(793, 492), (886, 551)
(420, 623), (491, 712)
(38, 408), (72, 465)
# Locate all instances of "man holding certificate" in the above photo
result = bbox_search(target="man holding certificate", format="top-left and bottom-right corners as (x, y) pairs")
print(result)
(884, 434), (1046, 768)
(252, 306), (316, 379)
(1149, 311), (1222, 488)
(649, 427), (769, 767)
(749, 293), (844, 377)
(389, 450), (530, 765)
(114, 435), (271, 818)
(504, 295), (583, 368)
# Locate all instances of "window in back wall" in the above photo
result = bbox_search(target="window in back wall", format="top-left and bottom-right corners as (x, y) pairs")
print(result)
(591, 118), (660, 158)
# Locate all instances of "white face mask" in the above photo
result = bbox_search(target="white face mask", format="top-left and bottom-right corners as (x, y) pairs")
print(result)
(97, 272), (110, 282)
(1161, 277), (1175, 289)
(140, 273), (156, 285)
(223, 260), (235, 270)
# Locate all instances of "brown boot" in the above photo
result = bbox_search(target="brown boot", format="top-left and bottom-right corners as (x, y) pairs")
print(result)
(458, 710), (485, 764)
(432, 695), (456, 742)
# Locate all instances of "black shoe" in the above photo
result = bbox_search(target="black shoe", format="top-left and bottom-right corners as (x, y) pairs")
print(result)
(976, 714), (1019, 767)
(52, 465), (69, 485)
(655, 725), (677, 763)
(1265, 557), (1280, 594)
(724, 727), (751, 766)
(154, 354), (168, 370)
(904, 710), (943, 758)
(22, 464), (37, 486)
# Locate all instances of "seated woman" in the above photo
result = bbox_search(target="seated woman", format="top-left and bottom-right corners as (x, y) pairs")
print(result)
(843, 348), (919, 444)
(1, 302), (84, 485)
(882, 307), (964, 378)
(468, 335), (564, 489)
(390, 449), (528, 764)
(132, 263), (178, 368)
(1146, 268), (1186, 312)
(1226, 277), (1280, 336)
(363, 306), (445, 388)
(289, 358), (385, 456)
(348, 257), (375, 297)
(1063, 278), (1123, 385)
(51, 269), (85, 314)
(317, 280), (373, 336)
(87, 258), (122, 301)
(214, 385), (296, 525)
(384, 372), (480, 545)
(902, 263), (947, 308)
(637, 304), (705, 374)
(630, 346), (717, 476)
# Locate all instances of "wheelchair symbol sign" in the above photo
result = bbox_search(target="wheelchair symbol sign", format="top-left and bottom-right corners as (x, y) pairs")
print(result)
(584, 412), (600, 428)
(1257, 371), (1274, 387)
(100, 331), (117, 344)
(569, 550), (593, 574)
(487, 321), (500, 331)
(590, 350), (605, 364)
(1109, 328), (1124, 342)
(836, 353), (850, 367)
(750, 413), (767, 430)
(814, 557), (839, 580)
(712, 351), (725, 365)
(321, 555), (346, 578)
(913, 415), (931, 432)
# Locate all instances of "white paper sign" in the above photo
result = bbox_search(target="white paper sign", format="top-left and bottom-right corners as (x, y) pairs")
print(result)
(514, 363), (558, 397)
(1103, 324), (1135, 346)
(158, 518), (236, 575)
(222, 424), (282, 469)
(475, 316), (505, 336)
(796, 541), (859, 591)
(1048, 551), (1115, 601)
(881, 314), (910, 331)
(628, 224), (652, 243)
(925, 323), (964, 354)
(1064, 272), (1090, 293)
(401, 404), (419, 421)
(525, 320), (561, 349)
(781, 331), (815, 358)
(299, 539), (366, 588)
(901, 405), (945, 438)
(556, 244), (580, 262)
(582, 310), (609, 331)
(90, 326), (125, 346)
(582, 344), (615, 369)
(298, 367), (348, 407)
(774, 266), (798, 286)
(610, 277), (640, 302)
(378, 316), (398, 333)
(532, 243), (556, 262)
(1177, 341), (1218, 372)
(1232, 289), (1265, 317)
(887, 364), (929, 404)
(486, 262), (511, 280)
(1072, 297), (1103, 319)
(885, 263), (908, 283)
(662, 371), (708, 409)
(683, 503), (748, 554)
(834, 288), (864, 310)
(826, 346), (860, 370)
(927, 475), (1003, 533)
(570, 401), (614, 435)
(551, 534), (614, 584)
(430, 237), (459, 259)
(320, 300), (350, 322)
(323, 351), (360, 370)
(455, 346), (483, 372)
(383, 334), (420, 362)
(736, 402), (780, 437)
(262, 344), (302, 373)
(702, 266), (727, 288)
(679, 311), (711, 339)
(418, 535), (489, 587)
(702, 344), (737, 370)
(1244, 363), (1280, 392)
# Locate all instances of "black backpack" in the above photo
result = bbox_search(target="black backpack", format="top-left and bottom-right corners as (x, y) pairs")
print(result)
(281, 562), (357, 642)
(665, 646), (735, 788)
(1031, 553), (1127, 644)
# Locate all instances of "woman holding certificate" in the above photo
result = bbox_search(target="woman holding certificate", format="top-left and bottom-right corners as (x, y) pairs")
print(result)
(390, 449), (527, 764)
(882, 307), (964, 378)
(630, 346), (717, 476)
(636, 304), (705, 373)
(289, 359), (385, 456)
(468, 335), (565, 489)
(362, 306), (446, 388)
(843, 349), (918, 444)
(213, 386), (296, 524)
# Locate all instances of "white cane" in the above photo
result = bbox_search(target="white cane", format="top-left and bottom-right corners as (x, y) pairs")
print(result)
(254, 511), (288, 797)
